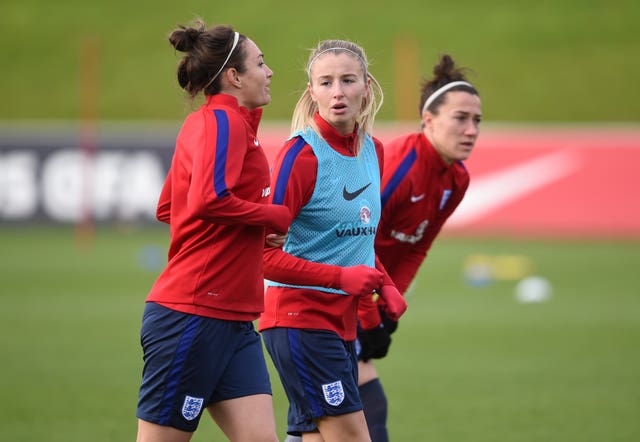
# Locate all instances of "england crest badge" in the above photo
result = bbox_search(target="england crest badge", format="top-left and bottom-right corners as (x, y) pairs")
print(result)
(322, 380), (345, 406)
(181, 395), (204, 421)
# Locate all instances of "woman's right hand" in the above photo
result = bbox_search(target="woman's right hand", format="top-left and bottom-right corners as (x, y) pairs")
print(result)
(339, 265), (384, 297)
(265, 233), (287, 247)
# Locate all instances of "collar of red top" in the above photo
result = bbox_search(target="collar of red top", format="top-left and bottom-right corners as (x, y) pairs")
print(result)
(313, 113), (358, 155)
(205, 94), (263, 133)
(420, 131), (450, 173)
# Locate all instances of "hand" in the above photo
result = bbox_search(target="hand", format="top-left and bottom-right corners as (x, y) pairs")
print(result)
(358, 324), (392, 361)
(379, 308), (399, 334)
(358, 293), (382, 330)
(339, 265), (384, 297)
(377, 284), (407, 321)
(265, 233), (286, 247)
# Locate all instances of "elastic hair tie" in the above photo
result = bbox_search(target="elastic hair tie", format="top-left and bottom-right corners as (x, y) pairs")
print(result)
(421, 80), (473, 114)
(204, 31), (240, 90)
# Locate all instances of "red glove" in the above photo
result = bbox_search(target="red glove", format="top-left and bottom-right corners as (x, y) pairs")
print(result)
(358, 293), (382, 330)
(377, 284), (407, 321)
(340, 265), (384, 297)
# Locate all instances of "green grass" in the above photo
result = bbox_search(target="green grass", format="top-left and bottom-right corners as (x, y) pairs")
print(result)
(1, 226), (638, 441)
(2, 0), (640, 122)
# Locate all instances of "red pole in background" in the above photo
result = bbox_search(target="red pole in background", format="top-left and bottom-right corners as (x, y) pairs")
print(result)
(393, 34), (420, 122)
(77, 36), (100, 251)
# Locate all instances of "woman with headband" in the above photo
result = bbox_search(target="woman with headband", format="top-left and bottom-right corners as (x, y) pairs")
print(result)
(135, 19), (290, 441)
(356, 53), (482, 441)
(258, 39), (407, 441)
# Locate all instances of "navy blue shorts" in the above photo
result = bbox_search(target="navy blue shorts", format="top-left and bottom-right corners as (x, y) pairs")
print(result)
(137, 302), (272, 432)
(262, 328), (362, 436)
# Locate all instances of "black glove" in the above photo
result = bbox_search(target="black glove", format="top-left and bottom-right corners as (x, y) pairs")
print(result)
(379, 308), (399, 334)
(358, 324), (391, 361)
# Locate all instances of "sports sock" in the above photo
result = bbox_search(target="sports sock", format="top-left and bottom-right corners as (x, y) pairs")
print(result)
(284, 435), (302, 442)
(359, 378), (389, 442)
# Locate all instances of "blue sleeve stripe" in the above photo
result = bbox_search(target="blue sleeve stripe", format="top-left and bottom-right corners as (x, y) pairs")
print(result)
(157, 315), (202, 424)
(273, 137), (307, 205)
(381, 147), (417, 208)
(213, 109), (230, 198)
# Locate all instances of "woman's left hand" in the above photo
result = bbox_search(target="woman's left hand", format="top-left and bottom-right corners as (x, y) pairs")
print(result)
(265, 233), (287, 247)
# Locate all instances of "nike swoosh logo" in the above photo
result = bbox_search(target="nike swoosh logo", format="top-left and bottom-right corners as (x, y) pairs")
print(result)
(410, 193), (425, 203)
(447, 150), (581, 227)
(343, 182), (371, 200)
(254, 138), (259, 146)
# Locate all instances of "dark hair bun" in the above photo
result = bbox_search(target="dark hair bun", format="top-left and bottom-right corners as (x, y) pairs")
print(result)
(432, 54), (457, 82)
(168, 25), (202, 52)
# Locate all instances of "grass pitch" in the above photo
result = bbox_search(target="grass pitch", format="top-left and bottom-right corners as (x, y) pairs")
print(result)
(0, 226), (638, 441)
(3, 0), (640, 122)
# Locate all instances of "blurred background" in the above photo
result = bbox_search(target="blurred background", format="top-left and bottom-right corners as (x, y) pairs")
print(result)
(1, 0), (639, 441)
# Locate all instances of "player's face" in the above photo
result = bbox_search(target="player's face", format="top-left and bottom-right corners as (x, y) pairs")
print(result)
(308, 53), (370, 136)
(236, 38), (273, 109)
(423, 91), (482, 164)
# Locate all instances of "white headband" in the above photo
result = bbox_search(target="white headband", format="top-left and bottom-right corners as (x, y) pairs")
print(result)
(421, 81), (473, 114)
(307, 47), (364, 77)
(204, 32), (240, 89)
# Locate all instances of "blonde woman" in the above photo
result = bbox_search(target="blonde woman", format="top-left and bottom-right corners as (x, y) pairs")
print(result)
(258, 40), (407, 441)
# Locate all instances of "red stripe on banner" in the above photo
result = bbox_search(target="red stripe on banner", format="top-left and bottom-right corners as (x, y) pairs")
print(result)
(259, 125), (640, 237)
(451, 128), (640, 237)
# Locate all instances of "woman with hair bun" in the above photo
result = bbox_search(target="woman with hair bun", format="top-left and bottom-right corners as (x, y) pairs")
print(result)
(135, 19), (289, 442)
(356, 53), (483, 441)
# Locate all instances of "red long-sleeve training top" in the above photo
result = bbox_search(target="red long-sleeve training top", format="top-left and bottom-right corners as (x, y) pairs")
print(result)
(147, 94), (287, 321)
(258, 114), (390, 340)
(375, 131), (470, 294)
